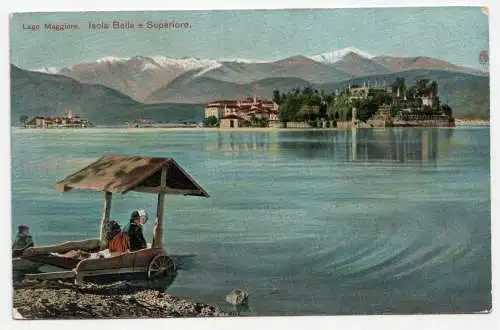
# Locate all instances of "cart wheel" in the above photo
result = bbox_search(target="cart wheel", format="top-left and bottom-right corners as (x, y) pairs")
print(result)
(148, 254), (175, 279)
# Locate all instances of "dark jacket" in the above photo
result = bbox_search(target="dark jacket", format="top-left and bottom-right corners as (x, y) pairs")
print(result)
(12, 234), (34, 257)
(127, 223), (147, 251)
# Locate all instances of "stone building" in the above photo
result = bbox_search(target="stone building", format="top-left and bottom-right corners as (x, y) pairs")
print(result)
(219, 114), (244, 128)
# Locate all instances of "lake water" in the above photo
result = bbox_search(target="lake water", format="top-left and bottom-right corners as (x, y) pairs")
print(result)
(11, 127), (491, 315)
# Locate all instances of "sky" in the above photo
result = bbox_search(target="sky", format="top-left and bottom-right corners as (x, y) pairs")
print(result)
(9, 7), (489, 70)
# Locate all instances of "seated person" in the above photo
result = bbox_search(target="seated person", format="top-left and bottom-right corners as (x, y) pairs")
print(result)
(108, 231), (130, 254)
(12, 225), (34, 257)
(105, 220), (122, 243)
(100, 219), (129, 254)
(127, 209), (148, 251)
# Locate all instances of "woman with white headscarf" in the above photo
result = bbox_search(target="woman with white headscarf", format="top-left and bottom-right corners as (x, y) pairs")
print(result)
(126, 209), (149, 251)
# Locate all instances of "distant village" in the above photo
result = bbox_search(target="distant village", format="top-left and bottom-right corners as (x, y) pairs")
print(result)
(21, 111), (94, 128)
(204, 78), (455, 128)
(204, 96), (279, 128)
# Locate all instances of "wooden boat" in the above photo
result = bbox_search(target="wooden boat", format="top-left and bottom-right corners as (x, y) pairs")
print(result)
(13, 155), (209, 284)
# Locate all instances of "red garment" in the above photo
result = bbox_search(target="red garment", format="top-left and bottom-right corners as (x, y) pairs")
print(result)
(108, 232), (130, 253)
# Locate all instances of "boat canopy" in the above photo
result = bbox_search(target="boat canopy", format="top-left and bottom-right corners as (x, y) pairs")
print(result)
(55, 155), (209, 197)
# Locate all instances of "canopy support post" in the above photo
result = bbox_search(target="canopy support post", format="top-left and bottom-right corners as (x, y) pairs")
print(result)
(152, 165), (167, 249)
(99, 191), (112, 249)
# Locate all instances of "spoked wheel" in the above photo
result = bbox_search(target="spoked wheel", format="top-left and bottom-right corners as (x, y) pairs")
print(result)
(148, 254), (176, 280)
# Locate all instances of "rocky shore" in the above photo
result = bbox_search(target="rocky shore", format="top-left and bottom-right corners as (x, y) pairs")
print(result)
(13, 280), (229, 319)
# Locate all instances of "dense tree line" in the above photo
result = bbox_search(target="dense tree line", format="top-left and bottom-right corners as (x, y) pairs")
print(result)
(274, 87), (333, 124)
(203, 116), (218, 127)
(275, 77), (453, 124)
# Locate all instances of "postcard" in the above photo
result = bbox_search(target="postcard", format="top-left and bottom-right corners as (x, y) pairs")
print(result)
(9, 5), (491, 320)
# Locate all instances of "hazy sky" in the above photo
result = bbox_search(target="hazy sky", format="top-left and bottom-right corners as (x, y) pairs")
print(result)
(10, 7), (489, 70)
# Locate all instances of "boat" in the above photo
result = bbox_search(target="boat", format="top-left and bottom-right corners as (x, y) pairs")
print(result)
(12, 155), (209, 283)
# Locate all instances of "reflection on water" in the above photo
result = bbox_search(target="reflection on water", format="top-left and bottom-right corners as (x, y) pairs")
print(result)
(10, 128), (489, 315)
(348, 128), (455, 165)
(208, 132), (280, 153)
(208, 128), (454, 165)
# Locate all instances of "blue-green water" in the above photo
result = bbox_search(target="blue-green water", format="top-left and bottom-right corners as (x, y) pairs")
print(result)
(11, 127), (491, 315)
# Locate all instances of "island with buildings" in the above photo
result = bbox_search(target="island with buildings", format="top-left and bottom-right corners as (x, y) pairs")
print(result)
(203, 78), (456, 129)
(21, 111), (94, 129)
(204, 96), (279, 128)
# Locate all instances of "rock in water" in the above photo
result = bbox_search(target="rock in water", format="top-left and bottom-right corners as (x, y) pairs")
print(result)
(225, 289), (249, 306)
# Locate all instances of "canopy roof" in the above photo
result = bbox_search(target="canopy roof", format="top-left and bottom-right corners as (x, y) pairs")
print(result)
(55, 155), (209, 197)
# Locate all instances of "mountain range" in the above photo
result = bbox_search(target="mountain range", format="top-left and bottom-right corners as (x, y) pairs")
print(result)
(10, 65), (204, 125)
(13, 47), (489, 123)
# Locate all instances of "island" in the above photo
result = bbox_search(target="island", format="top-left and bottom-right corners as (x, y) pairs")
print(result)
(21, 111), (94, 129)
(203, 78), (458, 129)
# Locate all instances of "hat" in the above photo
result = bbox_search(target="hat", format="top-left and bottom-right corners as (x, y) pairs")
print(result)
(130, 209), (149, 223)
(18, 224), (29, 231)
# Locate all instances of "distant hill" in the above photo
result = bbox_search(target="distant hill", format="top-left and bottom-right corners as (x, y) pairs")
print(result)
(10, 65), (204, 125)
(372, 56), (486, 77)
(328, 52), (391, 77)
(55, 56), (220, 102)
(149, 68), (489, 119)
(13, 46), (490, 121)
(31, 47), (488, 110)
(146, 74), (314, 104)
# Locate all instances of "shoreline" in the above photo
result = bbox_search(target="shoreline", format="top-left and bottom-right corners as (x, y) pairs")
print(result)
(454, 119), (490, 126)
(13, 280), (231, 319)
(12, 120), (489, 132)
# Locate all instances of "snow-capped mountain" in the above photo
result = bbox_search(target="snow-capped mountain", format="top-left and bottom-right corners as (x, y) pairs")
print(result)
(25, 46), (486, 104)
(33, 67), (59, 74)
(43, 55), (225, 102)
(36, 55), (222, 74)
(95, 56), (130, 64)
(309, 46), (375, 64)
(33, 47), (376, 75)
(148, 56), (221, 72)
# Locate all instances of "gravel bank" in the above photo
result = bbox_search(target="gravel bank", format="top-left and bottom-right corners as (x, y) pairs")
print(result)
(13, 280), (229, 319)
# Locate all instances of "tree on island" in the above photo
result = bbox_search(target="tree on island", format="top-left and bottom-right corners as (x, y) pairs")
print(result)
(429, 81), (438, 97)
(328, 93), (350, 121)
(441, 104), (453, 118)
(391, 77), (406, 96)
(277, 87), (336, 123)
(249, 114), (269, 128)
(273, 89), (281, 104)
(19, 115), (29, 125)
(275, 76), (451, 125)
(203, 116), (219, 127)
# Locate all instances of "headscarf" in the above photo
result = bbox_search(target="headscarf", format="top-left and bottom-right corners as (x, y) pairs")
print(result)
(129, 209), (149, 224)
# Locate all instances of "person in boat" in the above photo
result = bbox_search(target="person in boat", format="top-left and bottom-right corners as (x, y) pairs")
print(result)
(12, 224), (34, 257)
(105, 220), (129, 253)
(126, 209), (149, 251)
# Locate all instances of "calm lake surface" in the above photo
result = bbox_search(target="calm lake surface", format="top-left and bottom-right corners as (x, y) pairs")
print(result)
(11, 127), (491, 315)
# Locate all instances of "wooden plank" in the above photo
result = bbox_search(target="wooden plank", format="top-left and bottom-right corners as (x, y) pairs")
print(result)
(22, 254), (81, 270)
(75, 248), (163, 272)
(132, 186), (202, 195)
(38, 264), (72, 273)
(77, 266), (147, 277)
(22, 239), (101, 257)
(25, 270), (75, 281)
(76, 251), (136, 272)
(12, 257), (43, 271)
(99, 191), (113, 246)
